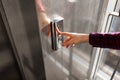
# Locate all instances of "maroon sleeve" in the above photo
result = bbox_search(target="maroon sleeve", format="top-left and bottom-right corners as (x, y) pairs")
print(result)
(89, 32), (120, 49)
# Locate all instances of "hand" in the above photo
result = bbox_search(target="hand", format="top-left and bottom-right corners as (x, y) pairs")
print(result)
(59, 32), (89, 48)
(39, 12), (51, 36)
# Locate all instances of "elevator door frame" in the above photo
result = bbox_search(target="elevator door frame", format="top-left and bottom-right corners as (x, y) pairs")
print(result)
(88, 0), (119, 80)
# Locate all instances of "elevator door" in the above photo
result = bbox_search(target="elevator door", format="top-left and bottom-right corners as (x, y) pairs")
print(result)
(39, 0), (108, 80)
(0, 0), (46, 80)
(0, 11), (22, 80)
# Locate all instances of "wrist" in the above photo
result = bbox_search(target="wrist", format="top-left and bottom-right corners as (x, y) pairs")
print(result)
(39, 12), (47, 18)
(83, 34), (89, 42)
(80, 34), (89, 43)
(38, 12), (50, 28)
(39, 12), (49, 22)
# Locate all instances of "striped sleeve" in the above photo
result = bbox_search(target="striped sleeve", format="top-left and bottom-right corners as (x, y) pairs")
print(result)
(89, 32), (120, 49)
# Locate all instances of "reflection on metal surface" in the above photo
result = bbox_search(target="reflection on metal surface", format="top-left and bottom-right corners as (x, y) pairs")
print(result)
(68, 0), (77, 3)
(41, 0), (106, 80)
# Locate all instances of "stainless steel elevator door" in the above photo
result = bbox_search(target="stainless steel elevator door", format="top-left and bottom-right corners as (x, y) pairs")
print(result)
(0, 12), (22, 80)
(38, 0), (107, 80)
(1, 0), (46, 80)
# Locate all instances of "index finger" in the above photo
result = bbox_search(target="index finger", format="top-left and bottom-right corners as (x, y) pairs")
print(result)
(56, 26), (61, 34)
(60, 32), (71, 36)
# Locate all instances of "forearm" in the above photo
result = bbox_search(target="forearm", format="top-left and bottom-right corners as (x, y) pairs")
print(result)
(35, 0), (47, 21)
(35, 0), (45, 12)
(35, 0), (50, 29)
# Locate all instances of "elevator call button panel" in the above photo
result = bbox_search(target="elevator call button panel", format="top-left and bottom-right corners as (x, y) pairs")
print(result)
(50, 16), (64, 50)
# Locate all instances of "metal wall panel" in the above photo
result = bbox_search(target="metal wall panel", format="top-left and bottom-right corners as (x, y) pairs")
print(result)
(40, 0), (106, 80)
(0, 0), (46, 80)
(0, 10), (22, 80)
